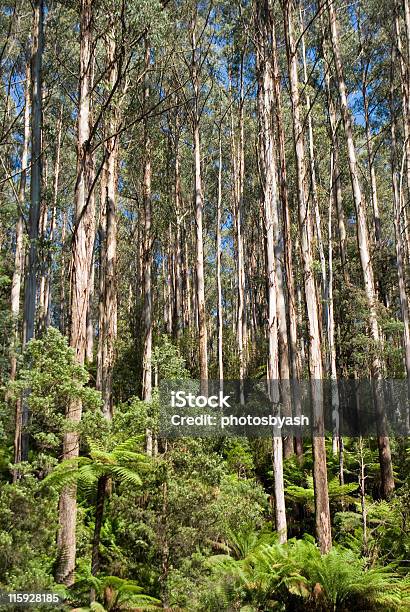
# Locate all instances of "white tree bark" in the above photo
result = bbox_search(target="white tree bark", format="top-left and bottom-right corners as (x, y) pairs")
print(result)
(284, 0), (331, 553)
(191, 16), (208, 389)
(257, 0), (287, 542)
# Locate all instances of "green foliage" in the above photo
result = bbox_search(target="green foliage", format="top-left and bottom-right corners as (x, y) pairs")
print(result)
(7, 328), (101, 455)
(70, 570), (161, 611)
(223, 438), (255, 478)
(203, 532), (409, 611)
(42, 437), (150, 494)
(152, 334), (189, 381)
(286, 476), (359, 512)
(0, 476), (59, 591)
(0, 1), (410, 609)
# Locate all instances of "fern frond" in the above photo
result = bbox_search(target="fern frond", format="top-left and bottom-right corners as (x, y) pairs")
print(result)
(109, 465), (143, 486)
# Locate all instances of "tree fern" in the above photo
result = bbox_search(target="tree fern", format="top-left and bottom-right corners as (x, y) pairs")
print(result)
(206, 529), (409, 611)
(70, 574), (161, 611)
(42, 437), (150, 494)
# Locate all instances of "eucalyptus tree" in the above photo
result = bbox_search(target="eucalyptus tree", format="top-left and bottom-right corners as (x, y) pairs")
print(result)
(56, 0), (96, 586)
(282, 0), (331, 553)
(255, 0), (287, 543)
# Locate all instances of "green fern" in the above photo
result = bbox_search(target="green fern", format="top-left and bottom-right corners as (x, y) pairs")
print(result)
(70, 574), (161, 611)
(206, 528), (409, 611)
(286, 476), (359, 511)
(42, 436), (150, 494)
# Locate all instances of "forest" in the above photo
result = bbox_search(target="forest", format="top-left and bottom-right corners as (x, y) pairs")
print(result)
(1, 0), (410, 609)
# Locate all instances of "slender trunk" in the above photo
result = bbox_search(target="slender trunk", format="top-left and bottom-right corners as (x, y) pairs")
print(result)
(271, 15), (303, 457)
(96, 167), (107, 395)
(321, 63), (346, 475)
(194, 120), (208, 386)
(296, 278), (306, 369)
(141, 39), (153, 457)
(86, 254), (95, 363)
(191, 17), (208, 389)
(328, 0), (394, 498)
(358, 437), (367, 550)
(142, 38), (152, 403)
(162, 256), (168, 333)
(300, 6), (328, 342)
(173, 119), (183, 341)
(257, 1), (287, 541)
(284, 0), (331, 553)
(160, 471), (169, 607)
(166, 228), (173, 335)
(324, 66), (348, 280)
(328, 151), (341, 461)
(237, 67), (247, 384)
(59, 211), (67, 333)
(230, 62), (247, 387)
(216, 126), (224, 382)
(183, 223), (191, 330)
(56, 0), (95, 585)
(11, 63), (30, 475)
(10, 67), (30, 324)
(42, 106), (63, 329)
(21, 0), (44, 462)
(97, 23), (119, 420)
(268, 12), (293, 458)
(38, 192), (48, 332)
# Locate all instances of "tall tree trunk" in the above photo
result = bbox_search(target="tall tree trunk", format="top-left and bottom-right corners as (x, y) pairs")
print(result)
(230, 60), (247, 388)
(96, 166), (108, 394)
(43, 106), (63, 329)
(328, 0), (394, 499)
(141, 39), (153, 459)
(323, 54), (348, 281)
(173, 113), (183, 341)
(268, 10), (293, 458)
(86, 253), (95, 363)
(283, 0), (331, 553)
(38, 189), (48, 332)
(97, 22), (119, 420)
(11, 63), (30, 474)
(56, 0), (95, 585)
(183, 222), (192, 330)
(271, 13), (303, 457)
(322, 18), (345, 460)
(21, 0), (44, 462)
(191, 15), (208, 388)
(257, 0), (287, 541)
(142, 38), (153, 403)
(59, 211), (67, 334)
(216, 125), (224, 383)
(328, 150), (342, 461)
(300, 5), (328, 342)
